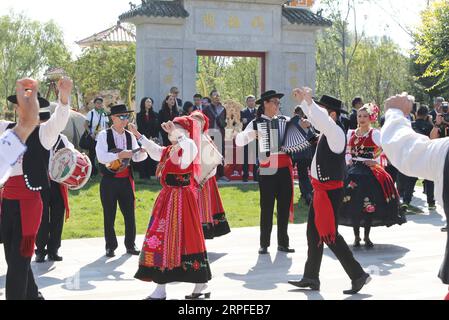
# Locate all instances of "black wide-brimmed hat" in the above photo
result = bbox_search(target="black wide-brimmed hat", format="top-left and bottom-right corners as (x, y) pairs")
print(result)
(108, 104), (134, 116)
(7, 92), (50, 108)
(256, 90), (285, 105)
(314, 95), (348, 114)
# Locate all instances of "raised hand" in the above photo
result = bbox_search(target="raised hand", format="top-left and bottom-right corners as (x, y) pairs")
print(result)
(161, 121), (176, 134)
(302, 87), (314, 105)
(14, 78), (39, 142)
(127, 123), (141, 139)
(57, 76), (73, 105)
(293, 87), (314, 105)
(384, 93), (414, 116)
(292, 88), (305, 103)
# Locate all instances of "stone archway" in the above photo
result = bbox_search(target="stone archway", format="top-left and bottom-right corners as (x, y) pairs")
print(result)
(120, 0), (330, 114)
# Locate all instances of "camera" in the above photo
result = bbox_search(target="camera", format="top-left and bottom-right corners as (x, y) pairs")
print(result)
(442, 102), (449, 122)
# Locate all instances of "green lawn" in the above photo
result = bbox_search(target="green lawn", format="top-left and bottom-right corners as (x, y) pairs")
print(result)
(63, 176), (309, 240)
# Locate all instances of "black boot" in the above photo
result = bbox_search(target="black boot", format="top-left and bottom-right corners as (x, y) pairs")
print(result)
(343, 273), (371, 295)
(364, 238), (374, 249)
(353, 237), (361, 248)
(48, 251), (63, 262)
(35, 252), (46, 263)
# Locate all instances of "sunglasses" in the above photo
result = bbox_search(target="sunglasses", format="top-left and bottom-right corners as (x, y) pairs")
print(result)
(116, 114), (130, 121)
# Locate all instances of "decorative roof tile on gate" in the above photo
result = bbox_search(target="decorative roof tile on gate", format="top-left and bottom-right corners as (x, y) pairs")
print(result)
(282, 6), (332, 27)
(119, 0), (190, 21)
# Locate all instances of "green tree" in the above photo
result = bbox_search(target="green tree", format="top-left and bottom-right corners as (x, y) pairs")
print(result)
(413, 0), (449, 96)
(196, 56), (260, 105)
(316, 0), (414, 108)
(71, 44), (136, 105)
(0, 12), (71, 114)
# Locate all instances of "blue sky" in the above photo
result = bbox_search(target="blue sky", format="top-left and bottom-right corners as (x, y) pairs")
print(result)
(0, 0), (428, 56)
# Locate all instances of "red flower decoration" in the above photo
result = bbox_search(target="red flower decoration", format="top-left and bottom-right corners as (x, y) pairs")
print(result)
(365, 204), (376, 213)
(192, 260), (201, 270)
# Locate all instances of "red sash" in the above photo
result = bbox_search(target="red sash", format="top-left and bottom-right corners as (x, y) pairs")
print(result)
(311, 178), (344, 245)
(260, 154), (295, 223)
(2, 176), (43, 257)
(59, 184), (71, 222)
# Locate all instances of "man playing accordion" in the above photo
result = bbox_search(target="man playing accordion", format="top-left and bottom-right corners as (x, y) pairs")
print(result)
(236, 90), (312, 255)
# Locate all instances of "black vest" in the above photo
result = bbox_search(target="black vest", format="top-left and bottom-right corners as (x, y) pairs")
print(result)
(6, 123), (50, 191)
(99, 129), (133, 178)
(315, 131), (347, 183)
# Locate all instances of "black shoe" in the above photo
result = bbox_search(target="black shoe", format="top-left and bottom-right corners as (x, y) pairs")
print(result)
(126, 246), (141, 255)
(364, 238), (374, 249)
(242, 177), (248, 183)
(343, 273), (371, 295)
(106, 249), (115, 258)
(278, 246), (295, 253)
(288, 278), (320, 291)
(35, 253), (46, 263)
(442, 226), (448, 232)
(185, 292), (211, 300)
(353, 237), (361, 248)
(48, 252), (63, 262)
(258, 247), (268, 255)
(428, 202), (436, 210)
(143, 296), (167, 300)
(29, 291), (45, 300)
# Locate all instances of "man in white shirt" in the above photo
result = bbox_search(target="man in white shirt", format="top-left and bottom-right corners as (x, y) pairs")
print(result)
(288, 87), (370, 295)
(1, 77), (72, 300)
(85, 97), (109, 176)
(236, 90), (295, 255)
(35, 109), (75, 264)
(381, 93), (449, 297)
(96, 104), (148, 258)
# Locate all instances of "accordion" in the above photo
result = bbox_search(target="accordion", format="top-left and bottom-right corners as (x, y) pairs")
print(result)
(253, 116), (314, 154)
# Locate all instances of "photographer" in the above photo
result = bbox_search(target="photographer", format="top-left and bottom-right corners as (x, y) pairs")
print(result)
(429, 97), (445, 123)
(431, 102), (449, 232)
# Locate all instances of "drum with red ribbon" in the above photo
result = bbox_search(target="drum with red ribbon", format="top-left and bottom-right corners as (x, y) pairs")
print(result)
(49, 148), (92, 190)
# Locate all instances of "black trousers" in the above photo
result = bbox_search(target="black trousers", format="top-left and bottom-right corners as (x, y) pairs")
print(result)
(1, 199), (39, 300)
(36, 181), (65, 255)
(138, 157), (158, 179)
(423, 180), (435, 204)
(401, 174), (418, 204)
(294, 158), (313, 200)
(385, 164), (398, 184)
(100, 176), (136, 250)
(303, 188), (365, 281)
(399, 174), (435, 205)
(258, 167), (292, 248)
(88, 141), (98, 176)
(242, 145), (259, 180)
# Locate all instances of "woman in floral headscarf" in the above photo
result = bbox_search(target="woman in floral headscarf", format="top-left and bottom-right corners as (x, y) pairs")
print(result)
(338, 104), (406, 248)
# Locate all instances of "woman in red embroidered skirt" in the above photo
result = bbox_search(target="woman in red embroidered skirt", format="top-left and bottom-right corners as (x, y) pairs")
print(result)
(190, 111), (231, 239)
(338, 104), (406, 248)
(128, 117), (211, 300)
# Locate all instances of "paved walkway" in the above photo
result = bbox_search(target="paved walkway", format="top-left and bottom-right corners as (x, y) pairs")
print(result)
(0, 189), (447, 300)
